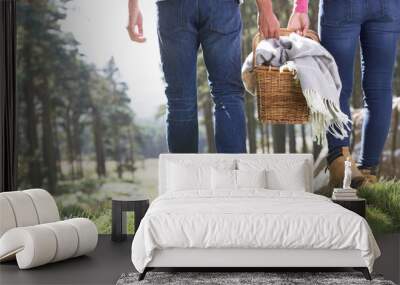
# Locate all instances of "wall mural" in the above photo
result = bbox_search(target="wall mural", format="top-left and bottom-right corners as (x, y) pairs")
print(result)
(16, 0), (400, 235)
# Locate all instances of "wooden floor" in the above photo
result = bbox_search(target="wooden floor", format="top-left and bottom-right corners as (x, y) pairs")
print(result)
(1, 234), (399, 285)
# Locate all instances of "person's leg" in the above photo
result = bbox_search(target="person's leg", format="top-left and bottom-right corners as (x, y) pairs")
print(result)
(198, 0), (246, 153)
(157, 0), (199, 153)
(318, 0), (362, 162)
(358, 8), (400, 169)
(318, 0), (367, 189)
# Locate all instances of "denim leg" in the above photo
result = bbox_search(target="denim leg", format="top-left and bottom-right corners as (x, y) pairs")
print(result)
(318, 0), (361, 157)
(157, 0), (200, 153)
(358, 24), (399, 167)
(320, 0), (400, 165)
(199, 0), (247, 153)
(319, 26), (361, 155)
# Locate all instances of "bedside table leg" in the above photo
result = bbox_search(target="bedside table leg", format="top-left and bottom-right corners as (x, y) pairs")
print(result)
(112, 201), (127, 242)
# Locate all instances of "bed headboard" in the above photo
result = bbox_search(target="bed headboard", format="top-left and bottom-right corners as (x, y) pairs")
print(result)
(158, 153), (314, 195)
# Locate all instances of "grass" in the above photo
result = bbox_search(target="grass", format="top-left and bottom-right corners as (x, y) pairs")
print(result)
(358, 180), (400, 234)
(318, 179), (400, 234)
(55, 176), (141, 234)
(57, 196), (137, 235)
(365, 207), (394, 234)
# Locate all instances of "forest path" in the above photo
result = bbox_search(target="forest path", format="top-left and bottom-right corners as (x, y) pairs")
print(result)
(99, 158), (159, 200)
(100, 182), (139, 195)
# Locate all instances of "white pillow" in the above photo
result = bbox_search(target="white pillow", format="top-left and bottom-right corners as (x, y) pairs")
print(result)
(266, 167), (307, 192)
(167, 162), (211, 191)
(211, 168), (237, 191)
(237, 158), (308, 191)
(166, 159), (236, 192)
(236, 169), (267, 189)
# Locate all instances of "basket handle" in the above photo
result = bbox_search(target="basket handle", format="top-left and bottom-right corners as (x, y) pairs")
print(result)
(252, 28), (320, 69)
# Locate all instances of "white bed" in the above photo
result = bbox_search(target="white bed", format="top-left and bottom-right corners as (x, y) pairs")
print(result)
(131, 154), (380, 280)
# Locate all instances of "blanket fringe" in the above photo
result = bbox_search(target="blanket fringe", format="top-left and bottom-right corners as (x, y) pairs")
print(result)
(303, 89), (352, 145)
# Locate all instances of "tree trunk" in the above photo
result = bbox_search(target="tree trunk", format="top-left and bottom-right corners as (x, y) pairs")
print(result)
(114, 135), (123, 179)
(288, 125), (296, 153)
(53, 122), (64, 180)
(65, 106), (75, 179)
(301, 125), (308, 153)
(272, 125), (286, 153)
(40, 85), (57, 194)
(22, 28), (42, 187)
(202, 98), (216, 153)
(112, 123), (123, 179)
(352, 46), (363, 109)
(128, 126), (136, 179)
(241, 6), (257, 154)
(259, 123), (265, 153)
(351, 46), (362, 152)
(72, 111), (83, 178)
(308, 0), (319, 30)
(246, 95), (257, 153)
(265, 124), (270, 153)
(350, 127), (356, 151)
(92, 106), (106, 177)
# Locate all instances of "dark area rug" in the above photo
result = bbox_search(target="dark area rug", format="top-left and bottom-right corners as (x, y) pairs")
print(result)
(116, 272), (396, 285)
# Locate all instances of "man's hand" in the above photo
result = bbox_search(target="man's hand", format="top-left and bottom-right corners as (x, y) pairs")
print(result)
(127, 0), (146, 43)
(287, 12), (309, 36)
(256, 0), (280, 39)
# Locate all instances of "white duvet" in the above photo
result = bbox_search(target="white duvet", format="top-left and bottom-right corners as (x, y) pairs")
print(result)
(131, 190), (380, 273)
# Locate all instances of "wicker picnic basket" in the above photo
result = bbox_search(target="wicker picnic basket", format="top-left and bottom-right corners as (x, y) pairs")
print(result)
(253, 28), (320, 124)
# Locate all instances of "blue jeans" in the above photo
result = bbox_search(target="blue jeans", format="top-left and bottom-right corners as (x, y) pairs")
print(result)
(319, 0), (400, 168)
(157, 0), (247, 153)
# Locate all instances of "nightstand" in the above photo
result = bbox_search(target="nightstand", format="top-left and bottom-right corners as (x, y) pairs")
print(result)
(332, 198), (366, 218)
(112, 196), (149, 242)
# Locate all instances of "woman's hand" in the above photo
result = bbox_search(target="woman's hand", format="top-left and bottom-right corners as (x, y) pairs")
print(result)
(127, 0), (146, 43)
(287, 12), (309, 36)
(256, 0), (280, 39)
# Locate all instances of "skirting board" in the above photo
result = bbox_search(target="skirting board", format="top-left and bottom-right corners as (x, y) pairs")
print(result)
(148, 248), (366, 268)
